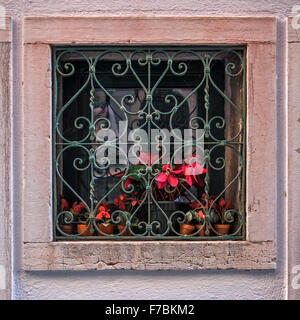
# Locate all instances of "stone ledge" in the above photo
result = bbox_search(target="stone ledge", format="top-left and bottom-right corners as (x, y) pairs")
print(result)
(23, 241), (276, 271)
(23, 16), (276, 44)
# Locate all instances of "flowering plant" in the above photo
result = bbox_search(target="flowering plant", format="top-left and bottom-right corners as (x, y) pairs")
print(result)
(118, 152), (207, 202)
(95, 202), (111, 226)
(155, 163), (182, 189)
(113, 194), (139, 226)
(184, 209), (206, 225)
(153, 154), (207, 201)
(189, 193), (232, 225)
(113, 194), (126, 211)
(119, 152), (156, 195)
(214, 198), (232, 225)
(155, 154), (206, 189)
(60, 196), (89, 223)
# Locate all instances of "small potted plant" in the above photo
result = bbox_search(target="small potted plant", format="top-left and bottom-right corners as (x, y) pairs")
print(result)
(95, 203), (113, 236)
(72, 201), (93, 236)
(189, 197), (218, 236)
(59, 196), (73, 235)
(179, 210), (196, 235)
(194, 210), (207, 237)
(114, 194), (139, 236)
(213, 198), (232, 235)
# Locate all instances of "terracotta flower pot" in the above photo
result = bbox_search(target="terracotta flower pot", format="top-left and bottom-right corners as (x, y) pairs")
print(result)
(196, 224), (206, 237)
(77, 224), (94, 237)
(214, 224), (230, 235)
(180, 223), (195, 235)
(97, 223), (114, 236)
(117, 224), (131, 236)
(60, 224), (73, 235)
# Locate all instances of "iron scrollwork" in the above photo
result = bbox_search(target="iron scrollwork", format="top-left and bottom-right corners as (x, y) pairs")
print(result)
(53, 46), (246, 240)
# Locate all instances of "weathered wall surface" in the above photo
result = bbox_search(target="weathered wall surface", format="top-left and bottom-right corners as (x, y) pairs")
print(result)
(1, 0), (298, 299)
(0, 18), (11, 300)
(288, 18), (300, 300)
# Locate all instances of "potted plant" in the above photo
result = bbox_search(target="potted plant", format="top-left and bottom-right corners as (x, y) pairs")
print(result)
(213, 198), (232, 235)
(59, 196), (73, 235)
(114, 194), (139, 236)
(119, 153), (207, 202)
(58, 195), (94, 236)
(59, 196), (92, 236)
(179, 210), (196, 235)
(71, 201), (93, 237)
(194, 210), (207, 237)
(152, 154), (207, 235)
(95, 203), (114, 236)
(189, 195), (220, 236)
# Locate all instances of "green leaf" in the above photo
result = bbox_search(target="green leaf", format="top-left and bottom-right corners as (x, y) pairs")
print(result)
(84, 212), (89, 219)
(126, 165), (146, 180)
(209, 210), (220, 224)
(185, 210), (193, 223)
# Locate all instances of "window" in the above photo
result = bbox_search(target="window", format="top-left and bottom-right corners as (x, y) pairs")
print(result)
(23, 16), (276, 271)
(53, 46), (246, 240)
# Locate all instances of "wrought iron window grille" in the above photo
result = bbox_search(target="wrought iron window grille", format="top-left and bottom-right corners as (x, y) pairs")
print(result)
(53, 46), (246, 240)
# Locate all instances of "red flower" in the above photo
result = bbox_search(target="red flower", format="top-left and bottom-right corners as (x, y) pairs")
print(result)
(225, 202), (231, 210)
(96, 205), (110, 220)
(190, 201), (202, 210)
(71, 201), (85, 214)
(219, 198), (226, 207)
(115, 172), (134, 192)
(114, 195), (126, 211)
(61, 198), (69, 211)
(73, 204), (82, 214)
(209, 199), (216, 208)
(155, 163), (181, 189)
(79, 202), (85, 210)
(131, 200), (137, 207)
(182, 154), (207, 186)
(124, 177), (133, 190)
(197, 210), (205, 220)
(72, 201), (78, 208)
(218, 198), (231, 211)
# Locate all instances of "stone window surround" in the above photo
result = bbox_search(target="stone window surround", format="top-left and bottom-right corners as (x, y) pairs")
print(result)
(23, 16), (277, 271)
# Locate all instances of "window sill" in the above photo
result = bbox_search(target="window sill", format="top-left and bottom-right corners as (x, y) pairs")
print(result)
(23, 241), (276, 271)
